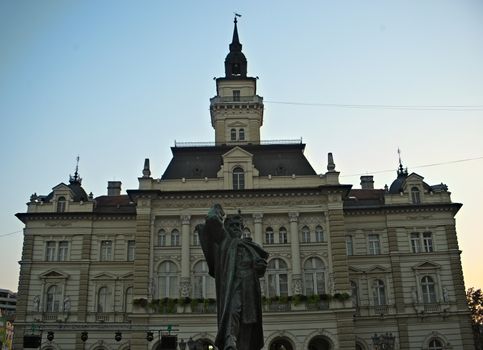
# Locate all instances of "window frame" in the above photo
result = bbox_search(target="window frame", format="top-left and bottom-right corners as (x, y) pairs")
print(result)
(158, 261), (179, 298)
(303, 257), (326, 295)
(265, 227), (274, 244)
(232, 166), (245, 190)
(100, 240), (113, 261)
(368, 234), (381, 255)
(170, 229), (180, 247)
(267, 258), (288, 297)
(45, 241), (56, 262)
(127, 240), (135, 261)
(193, 260), (215, 299)
(301, 226), (311, 243)
(279, 227), (288, 244)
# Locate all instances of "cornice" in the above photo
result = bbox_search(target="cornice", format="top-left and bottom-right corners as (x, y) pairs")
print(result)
(343, 202), (462, 216)
(15, 212), (136, 223)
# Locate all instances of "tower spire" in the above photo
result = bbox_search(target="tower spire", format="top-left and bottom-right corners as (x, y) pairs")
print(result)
(224, 15), (247, 78)
(230, 15), (242, 52)
(69, 155), (82, 184)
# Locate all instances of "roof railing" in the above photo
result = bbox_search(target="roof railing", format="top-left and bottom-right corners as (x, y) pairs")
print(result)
(174, 138), (302, 148)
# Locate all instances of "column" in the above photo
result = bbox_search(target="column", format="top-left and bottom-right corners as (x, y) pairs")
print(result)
(289, 212), (302, 295)
(180, 215), (191, 298)
(253, 213), (263, 245)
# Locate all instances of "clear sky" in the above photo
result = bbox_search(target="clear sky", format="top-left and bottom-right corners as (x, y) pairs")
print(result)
(1, 1), (482, 292)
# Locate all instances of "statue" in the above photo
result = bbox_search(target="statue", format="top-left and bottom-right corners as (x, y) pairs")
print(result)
(197, 204), (269, 350)
(63, 296), (71, 312)
(33, 295), (40, 312)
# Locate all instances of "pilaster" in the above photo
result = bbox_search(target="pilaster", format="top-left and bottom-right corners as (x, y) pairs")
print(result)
(289, 212), (302, 294)
(327, 206), (349, 291)
(253, 213), (263, 245)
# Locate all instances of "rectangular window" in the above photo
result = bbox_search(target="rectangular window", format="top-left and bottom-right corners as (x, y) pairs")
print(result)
(100, 240), (113, 261)
(368, 234), (381, 255)
(57, 241), (69, 261)
(45, 241), (56, 261)
(233, 90), (240, 102)
(410, 232), (421, 253)
(127, 240), (135, 261)
(346, 235), (353, 256)
(423, 232), (433, 252)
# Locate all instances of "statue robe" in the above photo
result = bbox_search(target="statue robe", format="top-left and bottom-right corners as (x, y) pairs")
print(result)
(198, 216), (268, 350)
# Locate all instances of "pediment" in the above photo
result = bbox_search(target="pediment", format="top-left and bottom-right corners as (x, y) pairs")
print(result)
(222, 146), (253, 159)
(367, 265), (389, 273)
(412, 261), (441, 270)
(39, 269), (69, 279)
(52, 183), (71, 192)
(119, 272), (134, 280)
(91, 272), (117, 280)
(407, 173), (424, 182)
(348, 266), (364, 274)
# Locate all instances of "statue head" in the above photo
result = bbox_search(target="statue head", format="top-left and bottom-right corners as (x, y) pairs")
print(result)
(224, 213), (244, 238)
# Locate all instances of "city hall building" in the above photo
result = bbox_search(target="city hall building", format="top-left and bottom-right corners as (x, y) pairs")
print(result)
(14, 19), (474, 350)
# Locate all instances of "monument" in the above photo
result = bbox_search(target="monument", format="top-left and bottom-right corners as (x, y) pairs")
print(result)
(197, 204), (269, 350)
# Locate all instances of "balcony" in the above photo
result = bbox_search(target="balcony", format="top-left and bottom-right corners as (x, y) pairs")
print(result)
(210, 95), (263, 106)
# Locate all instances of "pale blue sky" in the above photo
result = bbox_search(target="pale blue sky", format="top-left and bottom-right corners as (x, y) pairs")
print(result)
(1, 1), (482, 292)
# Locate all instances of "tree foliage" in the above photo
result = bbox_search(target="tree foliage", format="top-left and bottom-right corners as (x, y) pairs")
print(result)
(467, 288), (483, 350)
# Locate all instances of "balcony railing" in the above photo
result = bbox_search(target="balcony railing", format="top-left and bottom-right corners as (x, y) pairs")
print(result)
(174, 138), (303, 148)
(210, 95), (263, 105)
(373, 304), (389, 315)
(423, 303), (441, 312)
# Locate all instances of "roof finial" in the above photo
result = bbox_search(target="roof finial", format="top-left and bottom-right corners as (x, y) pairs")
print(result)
(69, 155), (82, 184)
(230, 13), (242, 52)
(397, 148), (408, 177)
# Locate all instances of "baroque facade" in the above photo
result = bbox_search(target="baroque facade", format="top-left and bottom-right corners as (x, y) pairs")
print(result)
(14, 19), (473, 350)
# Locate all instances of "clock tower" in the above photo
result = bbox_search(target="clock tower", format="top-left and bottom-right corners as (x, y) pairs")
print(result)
(210, 17), (264, 145)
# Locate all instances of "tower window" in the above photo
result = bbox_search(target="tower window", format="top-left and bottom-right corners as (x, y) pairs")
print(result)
(230, 128), (237, 141)
(239, 128), (245, 141)
(233, 167), (245, 190)
(233, 90), (240, 101)
(232, 63), (240, 75)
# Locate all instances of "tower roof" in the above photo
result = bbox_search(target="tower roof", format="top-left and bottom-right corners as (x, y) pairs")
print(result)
(225, 17), (247, 78)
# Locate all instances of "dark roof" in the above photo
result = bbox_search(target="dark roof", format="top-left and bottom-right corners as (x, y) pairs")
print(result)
(161, 143), (317, 180)
(388, 170), (431, 194)
(344, 189), (385, 207)
(94, 195), (136, 214)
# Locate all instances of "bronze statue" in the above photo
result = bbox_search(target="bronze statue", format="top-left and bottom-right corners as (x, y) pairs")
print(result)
(197, 204), (269, 350)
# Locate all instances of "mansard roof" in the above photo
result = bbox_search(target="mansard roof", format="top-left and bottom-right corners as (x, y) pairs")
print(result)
(161, 143), (317, 180)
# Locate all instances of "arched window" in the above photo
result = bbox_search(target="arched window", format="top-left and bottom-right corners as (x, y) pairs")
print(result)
(97, 287), (109, 313)
(267, 259), (288, 297)
(411, 187), (421, 204)
(351, 280), (359, 306)
(315, 225), (324, 242)
(158, 229), (166, 246)
(57, 196), (66, 212)
(279, 227), (288, 244)
(239, 128), (245, 141)
(265, 227), (274, 244)
(301, 226), (310, 243)
(372, 279), (386, 306)
(243, 227), (251, 239)
(232, 167), (245, 190)
(46, 285), (61, 312)
(303, 257), (325, 295)
(230, 128), (237, 141)
(193, 261), (215, 299)
(193, 228), (200, 246)
(428, 339), (444, 350)
(158, 261), (178, 298)
(421, 276), (437, 303)
(171, 229), (180, 246)
(125, 287), (133, 313)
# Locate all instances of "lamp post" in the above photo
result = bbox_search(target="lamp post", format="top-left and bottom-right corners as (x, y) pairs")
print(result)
(372, 333), (395, 350)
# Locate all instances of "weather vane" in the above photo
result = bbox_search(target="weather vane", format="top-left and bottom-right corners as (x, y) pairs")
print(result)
(234, 12), (242, 23)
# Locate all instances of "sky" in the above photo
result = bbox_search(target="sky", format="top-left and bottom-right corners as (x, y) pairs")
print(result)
(1, 1), (482, 293)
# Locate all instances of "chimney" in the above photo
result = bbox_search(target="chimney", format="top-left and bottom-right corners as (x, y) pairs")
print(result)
(107, 181), (122, 196)
(360, 176), (374, 190)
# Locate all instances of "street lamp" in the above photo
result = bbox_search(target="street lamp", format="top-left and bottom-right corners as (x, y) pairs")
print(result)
(372, 332), (395, 350)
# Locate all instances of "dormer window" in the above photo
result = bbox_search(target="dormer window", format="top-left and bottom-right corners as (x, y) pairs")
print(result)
(239, 128), (245, 141)
(57, 196), (66, 212)
(233, 166), (245, 190)
(230, 128), (237, 141)
(233, 90), (240, 101)
(411, 187), (421, 204)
